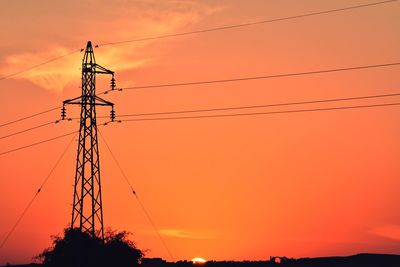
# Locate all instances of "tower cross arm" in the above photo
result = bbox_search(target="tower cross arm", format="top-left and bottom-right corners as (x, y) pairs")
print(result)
(63, 96), (85, 105)
(94, 64), (114, 75)
(95, 96), (114, 107)
(63, 96), (114, 106)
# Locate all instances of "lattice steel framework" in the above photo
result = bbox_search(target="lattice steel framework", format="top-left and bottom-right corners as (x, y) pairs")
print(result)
(61, 41), (116, 239)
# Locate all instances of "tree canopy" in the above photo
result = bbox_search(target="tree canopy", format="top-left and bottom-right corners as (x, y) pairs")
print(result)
(37, 228), (144, 267)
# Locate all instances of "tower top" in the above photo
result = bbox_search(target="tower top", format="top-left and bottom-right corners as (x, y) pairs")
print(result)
(83, 41), (95, 66)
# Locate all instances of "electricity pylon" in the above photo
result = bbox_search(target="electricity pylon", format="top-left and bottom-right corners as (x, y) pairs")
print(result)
(61, 41), (116, 239)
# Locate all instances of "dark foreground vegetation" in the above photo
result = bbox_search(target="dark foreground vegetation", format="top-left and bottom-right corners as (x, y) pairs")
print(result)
(3, 229), (400, 267)
(5, 253), (400, 267)
(5, 254), (400, 267)
(37, 228), (143, 267)
(142, 254), (400, 267)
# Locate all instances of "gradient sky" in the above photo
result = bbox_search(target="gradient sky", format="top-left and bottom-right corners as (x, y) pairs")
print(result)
(0, 0), (400, 265)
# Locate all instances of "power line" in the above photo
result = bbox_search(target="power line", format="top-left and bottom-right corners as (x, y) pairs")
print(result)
(101, 62), (400, 93)
(97, 0), (398, 47)
(0, 134), (76, 249)
(7, 61), (398, 128)
(0, 131), (77, 157)
(118, 102), (400, 123)
(0, 0), (395, 84)
(0, 106), (60, 128)
(0, 120), (61, 140)
(0, 121), (110, 157)
(133, 194), (175, 262)
(1, 101), (396, 157)
(0, 49), (80, 82)
(98, 130), (175, 262)
(3, 92), (400, 147)
(113, 92), (400, 118)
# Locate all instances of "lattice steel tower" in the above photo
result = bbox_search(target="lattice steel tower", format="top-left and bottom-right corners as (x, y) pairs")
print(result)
(61, 41), (116, 239)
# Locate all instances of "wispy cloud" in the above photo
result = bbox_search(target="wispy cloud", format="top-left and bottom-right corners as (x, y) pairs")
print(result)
(0, 1), (220, 92)
(0, 46), (147, 92)
(159, 228), (211, 239)
(369, 225), (400, 240)
(1, 47), (81, 92)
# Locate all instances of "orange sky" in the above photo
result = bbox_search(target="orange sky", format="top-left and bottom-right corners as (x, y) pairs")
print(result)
(0, 0), (400, 265)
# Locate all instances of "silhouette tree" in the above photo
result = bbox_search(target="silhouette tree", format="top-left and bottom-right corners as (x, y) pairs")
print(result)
(37, 228), (144, 267)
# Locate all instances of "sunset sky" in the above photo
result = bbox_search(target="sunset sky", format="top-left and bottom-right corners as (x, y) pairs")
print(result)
(0, 0), (400, 265)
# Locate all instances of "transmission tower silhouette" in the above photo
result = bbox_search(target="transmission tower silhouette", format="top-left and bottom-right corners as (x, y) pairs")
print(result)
(61, 41), (116, 239)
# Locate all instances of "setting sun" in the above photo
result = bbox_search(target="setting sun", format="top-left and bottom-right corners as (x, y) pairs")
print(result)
(191, 258), (206, 264)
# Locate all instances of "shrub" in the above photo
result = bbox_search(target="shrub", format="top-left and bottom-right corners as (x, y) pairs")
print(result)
(37, 228), (144, 267)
